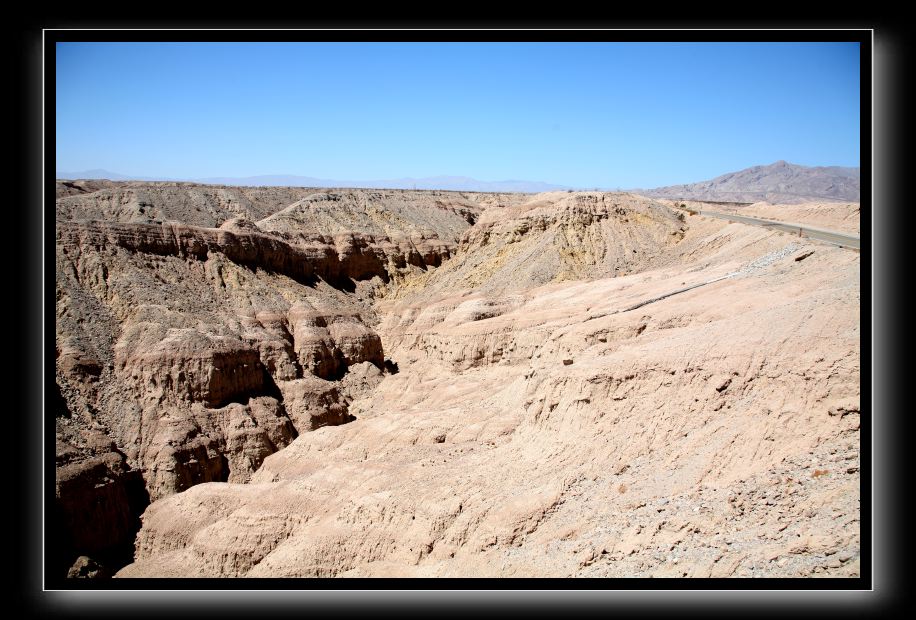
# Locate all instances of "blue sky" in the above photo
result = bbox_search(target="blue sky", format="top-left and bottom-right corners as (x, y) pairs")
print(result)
(56, 42), (860, 188)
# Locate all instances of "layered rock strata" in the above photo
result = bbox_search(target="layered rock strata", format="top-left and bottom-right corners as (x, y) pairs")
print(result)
(53, 185), (860, 580)
(115, 192), (860, 578)
(54, 185), (481, 577)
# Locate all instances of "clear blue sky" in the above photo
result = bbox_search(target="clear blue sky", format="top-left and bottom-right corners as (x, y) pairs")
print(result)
(56, 42), (860, 188)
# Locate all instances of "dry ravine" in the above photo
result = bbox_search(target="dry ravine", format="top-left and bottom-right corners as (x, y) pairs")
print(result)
(53, 183), (860, 579)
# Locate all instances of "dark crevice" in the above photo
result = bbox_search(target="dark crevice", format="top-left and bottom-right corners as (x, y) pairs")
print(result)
(328, 274), (357, 293)
(260, 366), (284, 403)
(54, 381), (71, 419)
(51, 461), (151, 584)
(61, 181), (90, 194)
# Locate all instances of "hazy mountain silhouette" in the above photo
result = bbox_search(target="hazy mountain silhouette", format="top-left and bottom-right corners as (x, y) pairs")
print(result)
(639, 161), (860, 203)
(56, 170), (569, 193)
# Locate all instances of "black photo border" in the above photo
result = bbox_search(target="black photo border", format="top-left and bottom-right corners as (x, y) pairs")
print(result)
(12, 17), (908, 616)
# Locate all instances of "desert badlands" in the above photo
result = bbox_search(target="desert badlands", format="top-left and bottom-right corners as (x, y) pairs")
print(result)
(54, 181), (860, 579)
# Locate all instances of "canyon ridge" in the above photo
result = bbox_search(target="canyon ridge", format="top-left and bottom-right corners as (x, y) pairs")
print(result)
(54, 180), (860, 579)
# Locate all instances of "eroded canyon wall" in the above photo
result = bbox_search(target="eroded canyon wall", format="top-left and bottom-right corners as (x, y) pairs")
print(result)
(112, 191), (859, 578)
(54, 185), (517, 577)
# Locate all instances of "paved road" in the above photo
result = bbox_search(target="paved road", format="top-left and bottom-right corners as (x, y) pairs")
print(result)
(696, 210), (861, 251)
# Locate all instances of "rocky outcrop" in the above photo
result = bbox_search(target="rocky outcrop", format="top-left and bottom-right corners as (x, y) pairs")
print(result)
(115, 329), (266, 408)
(254, 188), (527, 241)
(53, 184), (499, 580)
(287, 303), (383, 380)
(56, 182), (527, 234)
(384, 192), (687, 302)
(56, 178), (118, 198)
(239, 311), (301, 381)
(277, 377), (351, 432)
(57, 220), (454, 287)
(143, 396), (297, 498)
(57, 340), (103, 382)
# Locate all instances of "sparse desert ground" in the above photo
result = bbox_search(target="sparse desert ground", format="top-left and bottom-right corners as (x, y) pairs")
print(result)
(658, 199), (861, 235)
(731, 202), (860, 235)
(55, 183), (860, 579)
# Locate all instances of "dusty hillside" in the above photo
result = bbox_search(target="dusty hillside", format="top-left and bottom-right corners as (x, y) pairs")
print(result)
(655, 198), (861, 236)
(723, 201), (860, 235)
(86, 189), (861, 579)
(386, 192), (687, 302)
(255, 188), (521, 241)
(642, 160), (860, 204)
(56, 180), (528, 231)
(56, 181), (311, 227)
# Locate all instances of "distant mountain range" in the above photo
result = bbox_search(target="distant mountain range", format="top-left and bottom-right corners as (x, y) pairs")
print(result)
(637, 160), (860, 203)
(55, 170), (569, 194)
(57, 160), (861, 202)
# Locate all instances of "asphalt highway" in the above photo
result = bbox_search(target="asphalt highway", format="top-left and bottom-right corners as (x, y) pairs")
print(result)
(696, 210), (861, 250)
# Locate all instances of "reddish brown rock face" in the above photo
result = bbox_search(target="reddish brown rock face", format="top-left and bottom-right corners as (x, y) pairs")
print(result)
(115, 330), (266, 408)
(328, 319), (384, 368)
(278, 377), (352, 432)
(287, 305), (384, 381)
